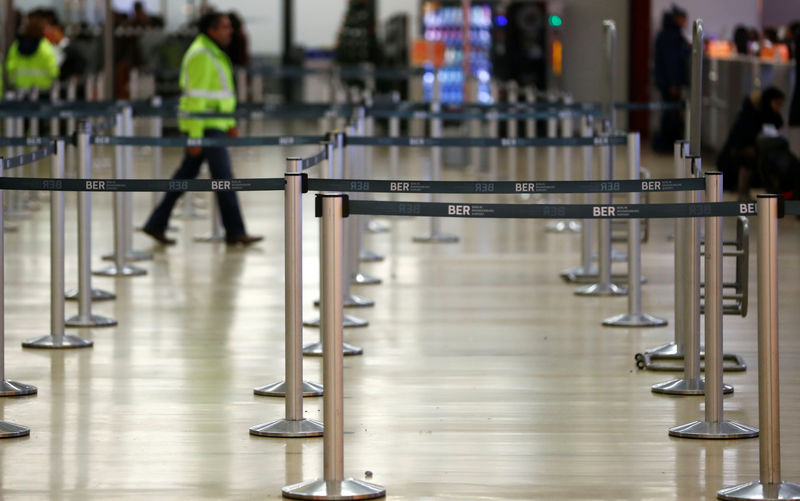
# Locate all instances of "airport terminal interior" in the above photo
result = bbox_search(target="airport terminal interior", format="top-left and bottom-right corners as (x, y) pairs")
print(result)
(1, 1), (799, 500)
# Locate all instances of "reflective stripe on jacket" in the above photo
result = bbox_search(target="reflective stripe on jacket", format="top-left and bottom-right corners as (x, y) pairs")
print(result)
(5, 39), (59, 91)
(178, 34), (236, 138)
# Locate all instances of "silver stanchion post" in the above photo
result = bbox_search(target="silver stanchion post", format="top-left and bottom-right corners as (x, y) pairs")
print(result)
(24, 140), (95, 348)
(250, 158), (325, 434)
(151, 96), (164, 208)
(524, 85), (538, 200)
(283, 193), (386, 500)
(574, 20), (626, 297)
(603, 133), (667, 327)
(364, 89), (389, 237)
(717, 194), (800, 500)
(488, 81), (499, 178)
(668, 171), (757, 439)
(414, 80), (458, 244)
(118, 106), (152, 261)
(543, 95), (560, 220)
(389, 92), (401, 203)
(0, 158), (37, 395)
(642, 140), (690, 356)
(0, 158), (34, 437)
(352, 109), (384, 279)
(507, 80), (518, 181)
(94, 115), (147, 277)
(560, 116), (598, 282)
(65, 123), (118, 324)
(304, 135), (367, 351)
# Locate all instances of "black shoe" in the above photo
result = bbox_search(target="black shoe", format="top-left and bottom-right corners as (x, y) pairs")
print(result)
(142, 226), (176, 245)
(225, 234), (263, 246)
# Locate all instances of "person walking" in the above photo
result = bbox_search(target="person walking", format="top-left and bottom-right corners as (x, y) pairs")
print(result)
(143, 11), (262, 246)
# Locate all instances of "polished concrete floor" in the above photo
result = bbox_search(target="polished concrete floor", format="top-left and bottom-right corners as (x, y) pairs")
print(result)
(1, 118), (799, 500)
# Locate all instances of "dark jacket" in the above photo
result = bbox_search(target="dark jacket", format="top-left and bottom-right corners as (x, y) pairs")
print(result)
(790, 57), (800, 126)
(17, 36), (42, 56)
(654, 13), (690, 96)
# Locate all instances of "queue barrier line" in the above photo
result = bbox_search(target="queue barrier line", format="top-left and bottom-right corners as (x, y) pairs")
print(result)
(365, 109), (604, 120)
(301, 148), (328, 171)
(347, 135), (628, 147)
(2, 143), (59, 170)
(76, 134), (624, 148)
(307, 177), (706, 194)
(343, 199), (768, 219)
(89, 135), (328, 147)
(0, 136), (75, 147)
(0, 177), (286, 192)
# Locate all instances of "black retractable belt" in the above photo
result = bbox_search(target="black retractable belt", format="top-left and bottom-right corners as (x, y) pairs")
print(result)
(2, 143), (59, 170)
(0, 177), (286, 192)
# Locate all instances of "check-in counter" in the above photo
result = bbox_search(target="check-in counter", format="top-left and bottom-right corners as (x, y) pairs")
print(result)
(704, 55), (795, 152)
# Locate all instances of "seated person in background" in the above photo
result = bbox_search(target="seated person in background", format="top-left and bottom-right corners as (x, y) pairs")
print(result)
(716, 86), (785, 200)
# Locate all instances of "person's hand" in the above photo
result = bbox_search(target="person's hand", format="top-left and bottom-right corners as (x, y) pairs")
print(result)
(227, 127), (239, 138)
(187, 146), (203, 157)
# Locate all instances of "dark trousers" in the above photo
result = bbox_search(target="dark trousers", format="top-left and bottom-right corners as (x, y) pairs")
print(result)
(653, 90), (684, 153)
(145, 129), (247, 236)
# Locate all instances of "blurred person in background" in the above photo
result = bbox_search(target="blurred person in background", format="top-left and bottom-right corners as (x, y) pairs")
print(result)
(5, 13), (59, 97)
(653, 6), (690, 153)
(716, 86), (786, 200)
(142, 11), (261, 246)
(789, 22), (800, 157)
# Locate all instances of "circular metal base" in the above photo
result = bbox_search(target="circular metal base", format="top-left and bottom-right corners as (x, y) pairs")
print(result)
(102, 250), (154, 262)
(718, 481), (800, 500)
(65, 313), (118, 328)
(645, 342), (682, 357)
(249, 418), (324, 438)
(359, 250), (384, 262)
(344, 294), (374, 308)
(603, 313), (668, 328)
(574, 282), (627, 296)
(352, 273), (381, 286)
(559, 266), (600, 283)
(669, 420), (758, 439)
(254, 380), (324, 397)
(367, 219), (390, 234)
(304, 315), (368, 329)
(93, 264), (146, 277)
(302, 342), (363, 357)
(0, 421), (30, 439)
(652, 378), (706, 395)
(412, 233), (459, 243)
(65, 288), (116, 301)
(0, 380), (37, 397)
(22, 334), (93, 349)
(282, 478), (386, 500)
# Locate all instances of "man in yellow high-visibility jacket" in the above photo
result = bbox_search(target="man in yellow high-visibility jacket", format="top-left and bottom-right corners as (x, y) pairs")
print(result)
(143, 11), (261, 246)
(5, 16), (59, 95)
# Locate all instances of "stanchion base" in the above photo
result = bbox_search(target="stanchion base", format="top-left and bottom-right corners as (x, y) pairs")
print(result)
(574, 282), (627, 296)
(718, 481), (800, 500)
(367, 219), (391, 234)
(637, 352), (747, 372)
(304, 315), (369, 329)
(250, 418), (323, 438)
(193, 234), (226, 243)
(561, 269), (642, 284)
(644, 342), (681, 357)
(352, 273), (381, 286)
(282, 478), (386, 500)
(254, 380), (324, 397)
(302, 342), (363, 357)
(359, 250), (385, 262)
(65, 288), (116, 301)
(603, 313), (668, 328)
(651, 378), (733, 395)
(22, 334), (93, 349)
(344, 294), (374, 308)
(93, 264), (147, 277)
(101, 250), (154, 262)
(668, 420), (758, 439)
(0, 380), (37, 397)
(412, 233), (459, 244)
(65, 313), (117, 328)
(0, 421), (30, 439)
(567, 220), (582, 232)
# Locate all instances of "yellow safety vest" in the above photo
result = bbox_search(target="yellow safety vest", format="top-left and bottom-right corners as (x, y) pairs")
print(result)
(5, 38), (59, 91)
(178, 34), (237, 138)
